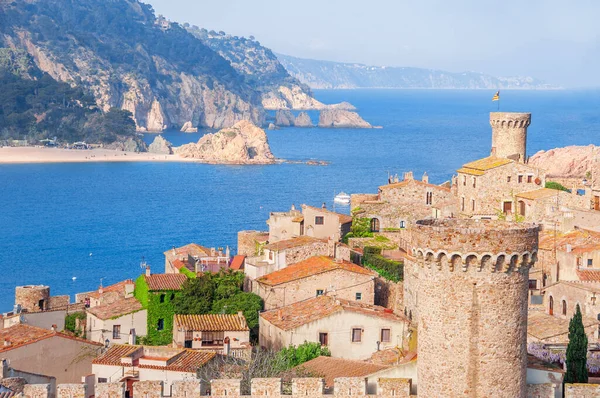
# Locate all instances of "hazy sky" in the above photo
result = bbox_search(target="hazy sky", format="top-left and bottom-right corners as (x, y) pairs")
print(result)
(146, 0), (600, 87)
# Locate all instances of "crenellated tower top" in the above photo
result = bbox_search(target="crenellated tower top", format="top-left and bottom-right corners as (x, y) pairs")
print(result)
(489, 112), (531, 163)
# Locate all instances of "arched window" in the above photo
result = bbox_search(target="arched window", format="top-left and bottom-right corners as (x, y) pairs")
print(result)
(400, 220), (406, 229)
(549, 296), (554, 315)
(562, 300), (567, 316)
(370, 218), (380, 233)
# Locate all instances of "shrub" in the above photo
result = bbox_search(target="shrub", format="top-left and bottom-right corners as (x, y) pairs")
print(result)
(276, 341), (331, 370)
(545, 181), (570, 192)
(64, 311), (86, 337)
(363, 247), (403, 282)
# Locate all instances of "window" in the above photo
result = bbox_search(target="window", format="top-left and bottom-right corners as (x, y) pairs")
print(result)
(461, 197), (465, 212)
(157, 318), (164, 331)
(425, 192), (432, 205)
(316, 289), (324, 296)
(315, 216), (324, 225)
(518, 175), (523, 183)
(113, 325), (121, 339)
(98, 378), (108, 383)
(170, 293), (175, 301)
(507, 176), (511, 183)
(269, 251), (273, 261)
(527, 175), (533, 183)
(400, 221), (406, 229)
(160, 294), (165, 303)
(472, 177), (476, 188)
(319, 332), (328, 346)
(463, 176), (466, 186)
(381, 329), (391, 343)
(549, 296), (554, 315)
(351, 328), (362, 342)
(471, 199), (475, 212)
(184, 330), (193, 348)
(528, 280), (537, 290)
(577, 257), (582, 267)
(202, 331), (225, 346)
(370, 218), (380, 233)
(355, 292), (362, 301)
(588, 259), (593, 267)
(562, 300), (567, 316)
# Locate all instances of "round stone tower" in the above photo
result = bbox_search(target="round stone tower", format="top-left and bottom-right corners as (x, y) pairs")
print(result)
(490, 112), (531, 163)
(410, 219), (538, 398)
(15, 285), (50, 312)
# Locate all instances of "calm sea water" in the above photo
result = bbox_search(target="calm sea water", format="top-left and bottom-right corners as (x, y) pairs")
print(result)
(1, 89), (600, 310)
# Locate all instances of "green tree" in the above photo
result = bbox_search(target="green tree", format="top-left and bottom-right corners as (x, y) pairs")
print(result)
(172, 273), (215, 315)
(343, 215), (373, 243)
(545, 181), (570, 192)
(212, 269), (245, 300)
(211, 292), (263, 329)
(565, 304), (588, 384)
(276, 341), (331, 369)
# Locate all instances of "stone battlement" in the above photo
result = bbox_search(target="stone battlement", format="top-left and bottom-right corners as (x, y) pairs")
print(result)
(489, 112), (531, 128)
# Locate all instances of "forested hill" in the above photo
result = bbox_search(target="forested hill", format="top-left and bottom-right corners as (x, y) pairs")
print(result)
(277, 54), (557, 90)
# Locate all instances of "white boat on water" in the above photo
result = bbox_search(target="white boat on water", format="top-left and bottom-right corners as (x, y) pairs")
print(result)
(334, 192), (351, 205)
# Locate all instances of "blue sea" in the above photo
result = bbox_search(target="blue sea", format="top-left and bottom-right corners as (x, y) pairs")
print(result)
(1, 89), (600, 310)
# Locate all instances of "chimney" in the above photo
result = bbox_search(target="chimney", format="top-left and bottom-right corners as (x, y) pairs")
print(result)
(290, 204), (296, 211)
(51, 324), (57, 332)
(422, 172), (429, 184)
(145, 265), (151, 277)
(98, 286), (103, 295)
(172, 246), (176, 255)
(211, 247), (216, 256)
(1, 358), (8, 379)
(277, 309), (283, 321)
(322, 202), (327, 209)
(226, 246), (230, 259)
(3, 339), (10, 347)
(403, 171), (414, 181)
(129, 328), (136, 345)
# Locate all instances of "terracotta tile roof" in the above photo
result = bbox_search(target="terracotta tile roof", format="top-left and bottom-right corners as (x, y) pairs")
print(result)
(295, 356), (389, 388)
(144, 273), (188, 291)
(174, 314), (249, 332)
(516, 188), (560, 201)
(88, 280), (134, 299)
(164, 243), (211, 257)
(230, 255), (245, 271)
(257, 256), (375, 286)
(93, 344), (215, 373)
(528, 310), (598, 342)
(460, 156), (513, 173)
(379, 178), (451, 192)
(302, 205), (353, 224)
(261, 296), (408, 331)
(264, 236), (325, 251)
(538, 229), (600, 252)
(0, 324), (101, 353)
(292, 216), (304, 223)
(577, 269), (600, 282)
(92, 344), (139, 365)
(87, 297), (143, 320)
(171, 259), (187, 270)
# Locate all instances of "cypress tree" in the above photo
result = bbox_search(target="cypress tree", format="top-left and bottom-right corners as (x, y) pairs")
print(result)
(565, 304), (588, 384)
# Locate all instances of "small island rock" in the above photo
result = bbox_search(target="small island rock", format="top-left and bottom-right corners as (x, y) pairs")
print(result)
(318, 110), (372, 128)
(148, 135), (173, 154)
(294, 112), (313, 127)
(175, 120), (276, 164)
(180, 121), (198, 133)
(275, 110), (295, 127)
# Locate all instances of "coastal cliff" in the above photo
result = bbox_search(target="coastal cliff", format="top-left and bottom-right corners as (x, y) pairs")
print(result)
(175, 120), (275, 164)
(318, 110), (372, 128)
(529, 145), (599, 177)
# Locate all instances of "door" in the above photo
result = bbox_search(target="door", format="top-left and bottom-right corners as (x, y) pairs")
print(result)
(549, 296), (553, 316)
(595, 196), (600, 211)
(503, 201), (512, 215)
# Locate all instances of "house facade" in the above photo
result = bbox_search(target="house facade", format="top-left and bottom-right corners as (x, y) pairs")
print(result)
(86, 297), (147, 346)
(254, 256), (376, 310)
(164, 243), (230, 274)
(259, 295), (410, 360)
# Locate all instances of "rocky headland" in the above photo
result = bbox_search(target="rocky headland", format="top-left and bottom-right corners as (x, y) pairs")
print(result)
(262, 85), (356, 111)
(318, 110), (372, 128)
(148, 136), (173, 154)
(529, 145), (599, 177)
(175, 120), (276, 164)
(274, 110), (295, 127)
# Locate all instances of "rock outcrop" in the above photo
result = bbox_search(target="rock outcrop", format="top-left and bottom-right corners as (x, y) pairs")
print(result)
(294, 112), (313, 127)
(180, 121), (198, 133)
(529, 145), (599, 177)
(175, 120), (275, 164)
(148, 136), (173, 154)
(267, 123), (278, 130)
(318, 110), (372, 128)
(262, 85), (356, 111)
(275, 110), (295, 126)
(105, 137), (148, 152)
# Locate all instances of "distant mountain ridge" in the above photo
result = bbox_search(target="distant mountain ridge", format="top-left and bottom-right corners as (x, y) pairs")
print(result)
(277, 54), (558, 90)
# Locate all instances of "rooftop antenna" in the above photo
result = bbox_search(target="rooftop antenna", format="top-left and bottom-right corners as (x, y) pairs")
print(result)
(140, 256), (147, 269)
(99, 277), (104, 289)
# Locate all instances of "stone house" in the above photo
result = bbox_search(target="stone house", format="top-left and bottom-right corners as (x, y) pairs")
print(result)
(164, 243), (230, 274)
(244, 236), (330, 281)
(266, 205), (303, 243)
(534, 229), (600, 287)
(134, 269), (188, 345)
(92, 344), (215, 395)
(86, 296), (147, 346)
(351, 172), (455, 232)
(0, 324), (102, 384)
(454, 156), (546, 218)
(172, 313), (250, 355)
(259, 295), (410, 360)
(83, 279), (135, 309)
(514, 188), (588, 226)
(301, 205), (352, 242)
(254, 256), (376, 310)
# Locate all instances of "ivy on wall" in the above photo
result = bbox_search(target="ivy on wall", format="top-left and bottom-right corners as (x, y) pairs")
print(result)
(363, 246), (404, 282)
(179, 267), (196, 279)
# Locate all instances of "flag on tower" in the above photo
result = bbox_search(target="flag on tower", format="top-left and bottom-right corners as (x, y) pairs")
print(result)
(492, 91), (500, 101)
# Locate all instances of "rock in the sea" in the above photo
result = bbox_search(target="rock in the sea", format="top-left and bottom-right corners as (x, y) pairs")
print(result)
(318, 110), (372, 128)
(294, 112), (313, 127)
(529, 145), (599, 177)
(262, 85), (357, 111)
(267, 123), (279, 130)
(180, 121), (198, 133)
(328, 101), (356, 111)
(105, 137), (148, 152)
(275, 110), (295, 127)
(148, 135), (173, 154)
(175, 120), (276, 164)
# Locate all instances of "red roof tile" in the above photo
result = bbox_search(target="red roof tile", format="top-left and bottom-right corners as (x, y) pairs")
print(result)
(261, 295), (408, 331)
(0, 324), (101, 353)
(87, 297), (144, 320)
(88, 280), (134, 299)
(171, 259), (187, 270)
(577, 269), (600, 282)
(230, 255), (245, 271)
(92, 344), (139, 365)
(264, 236), (325, 251)
(539, 229), (600, 252)
(302, 205), (353, 224)
(144, 273), (188, 291)
(296, 356), (389, 388)
(174, 314), (249, 332)
(164, 243), (211, 257)
(379, 178), (451, 192)
(140, 350), (215, 373)
(257, 256), (375, 286)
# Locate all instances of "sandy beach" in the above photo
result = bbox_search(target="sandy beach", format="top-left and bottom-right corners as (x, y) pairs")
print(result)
(0, 146), (194, 164)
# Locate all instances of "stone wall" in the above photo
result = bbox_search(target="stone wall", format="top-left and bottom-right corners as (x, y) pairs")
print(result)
(22, 384), (50, 398)
(410, 219), (538, 398)
(15, 286), (50, 312)
(48, 295), (70, 309)
(490, 112), (530, 162)
(238, 231), (269, 257)
(283, 241), (329, 266)
(56, 384), (86, 398)
(526, 383), (556, 398)
(564, 383), (600, 397)
(374, 278), (403, 314)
